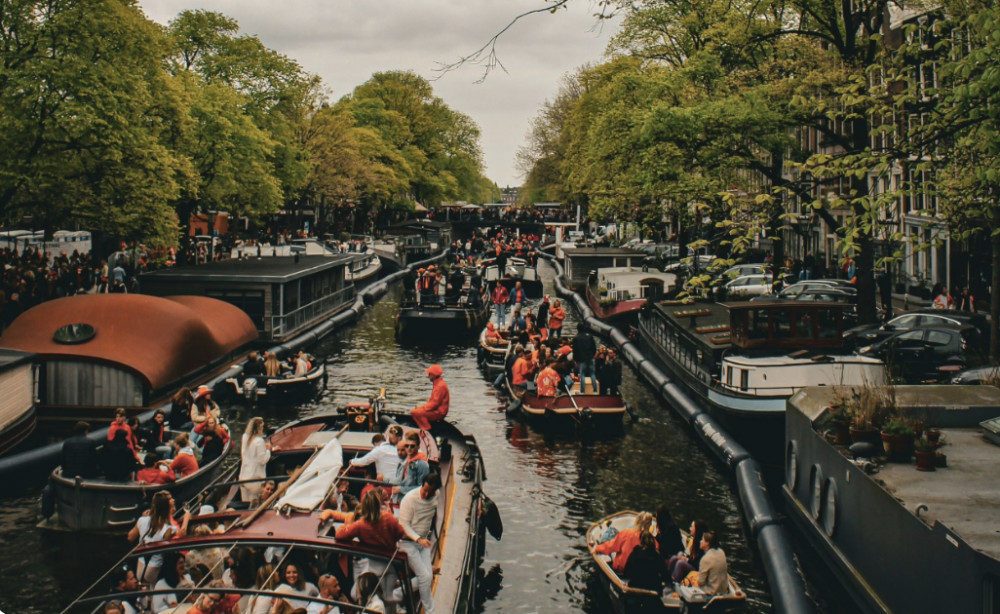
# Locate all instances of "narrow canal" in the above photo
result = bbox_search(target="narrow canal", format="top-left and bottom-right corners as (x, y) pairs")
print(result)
(0, 261), (780, 613)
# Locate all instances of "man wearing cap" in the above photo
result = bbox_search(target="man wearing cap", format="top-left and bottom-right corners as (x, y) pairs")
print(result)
(411, 364), (449, 431)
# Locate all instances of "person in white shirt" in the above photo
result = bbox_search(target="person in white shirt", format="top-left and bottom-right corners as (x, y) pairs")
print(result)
(349, 428), (402, 484)
(397, 472), (441, 613)
(306, 574), (349, 614)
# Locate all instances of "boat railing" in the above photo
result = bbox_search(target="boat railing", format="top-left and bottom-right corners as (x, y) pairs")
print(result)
(270, 285), (357, 337)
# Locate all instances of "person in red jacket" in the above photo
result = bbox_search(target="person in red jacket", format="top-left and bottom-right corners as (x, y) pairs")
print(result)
(593, 511), (654, 573)
(136, 453), (176, 485)
(411, 364), (449, 431)
(108, 407), (139, 461)
(169, 433), (200, 478)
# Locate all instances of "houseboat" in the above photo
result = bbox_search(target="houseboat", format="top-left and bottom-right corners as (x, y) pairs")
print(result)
(560, 246), (644, 291)
(0, 294), (257, 428)
(395, 267), (490, 339)
(586, 266), (676, 325)
(0, 349), (36, 457)
(636, 300), (883, 460)
(784, 385), (1000, 614)
(141, 255), (356, 344)
(62, 397), (499, 614)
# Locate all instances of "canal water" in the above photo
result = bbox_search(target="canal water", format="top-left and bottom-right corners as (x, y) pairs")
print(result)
(0, 261), (779, 613)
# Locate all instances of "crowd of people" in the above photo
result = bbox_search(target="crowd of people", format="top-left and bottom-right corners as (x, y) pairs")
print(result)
(591, 506), (730, 603)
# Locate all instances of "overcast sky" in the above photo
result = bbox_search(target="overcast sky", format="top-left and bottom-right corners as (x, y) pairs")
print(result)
(138, 1), (621, 190)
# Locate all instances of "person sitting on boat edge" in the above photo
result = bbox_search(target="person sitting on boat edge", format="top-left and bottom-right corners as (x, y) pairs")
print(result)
(240, 417), (278, 505)
(137, 453), (176, 485)
(61, 420), (101, 479)
(293, 350), (312, 377)
(169, 432), (200, 478)
(484, 321), (503, 345)
(593, 511), (653, 573)
(107, 565), (141, 614)
(535, 358), (562, 397)
(190, 385), (221, 445)
(264, 352), (284, 379)
(108, 407), (140, 461)
(334, 491), (405, 610)
(398, 472), (442, 614)
(410, 364), (449, 432)
(624, 531), (671, 598)
(394, 432), (430, 503)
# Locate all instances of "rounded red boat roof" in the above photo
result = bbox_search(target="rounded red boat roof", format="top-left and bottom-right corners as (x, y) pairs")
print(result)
(0, 294), (257, 389)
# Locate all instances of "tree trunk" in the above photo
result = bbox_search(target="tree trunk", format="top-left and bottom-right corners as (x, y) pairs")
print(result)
(991, 210), (1000, 362)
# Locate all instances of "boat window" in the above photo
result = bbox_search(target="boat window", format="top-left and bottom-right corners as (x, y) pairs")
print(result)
(726, 366), (733, 386)
(793, 311), (813, 338)
(774, 312), (791, 339)
(53, 323), (96, 344)
(817, 309), (839, 339)
(750, 310), (769, 340)
(924, 329), (952, 347)
(981, 574), (1000, 614)
(740, 368), (749, 392)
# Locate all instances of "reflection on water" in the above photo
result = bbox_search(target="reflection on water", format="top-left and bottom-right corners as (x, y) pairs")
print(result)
(0, 260), (772, 614)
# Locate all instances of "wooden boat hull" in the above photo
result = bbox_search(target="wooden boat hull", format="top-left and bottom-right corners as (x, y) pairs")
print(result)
(587, 510), (746, 614)
(225, 363), (327, 405)
(44, 437), (233, 532)
(505, 376), (626, 429)
(0, 405), (35, 457)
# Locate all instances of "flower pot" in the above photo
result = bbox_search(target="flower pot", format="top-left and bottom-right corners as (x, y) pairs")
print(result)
(926, 429), (941, 445)
(915, 450), (936, 471)
(935, 453), (947, 468)
(832, 422), (851, 446)
(850, 427), (880, 447)
(881, 432), (914, 462)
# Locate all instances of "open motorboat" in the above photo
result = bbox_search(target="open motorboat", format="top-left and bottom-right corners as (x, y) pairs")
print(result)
(587, 510), (746, 613)
(61, 393), (500, 614)
(396, 266), (491, 338)
(477, 325), (512, 371)
(40, 430), (233, 532)
(482, 256), (544, 299)
(225, 361), (327, 406)
(504, 373), (628, 430)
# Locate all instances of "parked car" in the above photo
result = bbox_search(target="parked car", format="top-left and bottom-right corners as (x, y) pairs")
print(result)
(860, 325), (986, 384)
(720, 274), (774, 299)
(778, 280), (857, 298)
(845, 308), (989, 351)
(715, 263), (772, 279)
(951, 365), (1000, 385)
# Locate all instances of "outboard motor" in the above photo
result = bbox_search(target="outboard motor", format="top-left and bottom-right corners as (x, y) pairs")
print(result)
(242, 378), (258, 403)
(347, 403), (375, 431)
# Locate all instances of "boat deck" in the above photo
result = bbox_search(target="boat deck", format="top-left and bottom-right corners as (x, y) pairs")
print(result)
(876, 427), (1000, 559)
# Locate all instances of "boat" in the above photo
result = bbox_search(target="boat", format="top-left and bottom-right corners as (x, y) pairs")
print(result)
(40, 429), (234, 532)
(505, 373), (628, 430)
(224, 361), (327, 406)
(784, 385), (1000, 614)
(586, 510), (746, 613)
(482, 256), (544, 299)
(395, 266), (491, 338)
(560, 246), (645, 291)
(61, 394), (499, 614)
(0, 349), (36, 457)
(477, 325), (512, 371)
(0, 294), (258, 429)
(586, 266), (676, 324)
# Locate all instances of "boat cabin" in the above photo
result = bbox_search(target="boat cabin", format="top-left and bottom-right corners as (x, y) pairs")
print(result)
(726, 300), (847, 350)
(561, 246), (643, 291)
(141, 255), (356, 342)
(0, 294), (257, 427)
(385, 219), (453, 251)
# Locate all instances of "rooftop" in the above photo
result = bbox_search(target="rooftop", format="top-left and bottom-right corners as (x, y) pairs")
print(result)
(140, 255), (353, 283)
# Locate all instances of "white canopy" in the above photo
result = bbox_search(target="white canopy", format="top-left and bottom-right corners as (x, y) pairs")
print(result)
(274, 437), (344, 513)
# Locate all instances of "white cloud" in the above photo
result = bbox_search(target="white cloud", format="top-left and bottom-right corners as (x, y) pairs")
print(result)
(138, 0), (620, 189)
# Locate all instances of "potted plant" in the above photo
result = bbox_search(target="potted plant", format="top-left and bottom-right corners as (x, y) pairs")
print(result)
(824, 388), (853, 445)
(926, 428), (942, 445)
(881, 418), (915, 462)
(848, 384), (891, 446)
(914, 437), (936, 471)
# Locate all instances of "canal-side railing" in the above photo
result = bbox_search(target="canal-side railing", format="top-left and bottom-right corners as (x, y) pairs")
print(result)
(542, 252), (816, 614)
(269, 286), (358, 338)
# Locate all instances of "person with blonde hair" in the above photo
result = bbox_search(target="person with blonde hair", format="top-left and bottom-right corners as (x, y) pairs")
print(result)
(240, 417), (278, 503)
(592, 511), (654, 573)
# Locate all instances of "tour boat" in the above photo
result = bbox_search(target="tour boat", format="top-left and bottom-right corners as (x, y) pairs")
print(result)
(585, 266), (676, 324)
(224, 361), (327, 406)
(587, 510), (746, 613)
(40, 433), (233, 532)
(395, 266), (491, 338)
(61, 395), (500, 614)
(505, 374), (628, 430)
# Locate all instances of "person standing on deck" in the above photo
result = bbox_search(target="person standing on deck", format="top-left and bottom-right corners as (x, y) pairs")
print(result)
(572, 328), (598, 393)
(411, 364), (449, 432)
(491, 283), (510, 327)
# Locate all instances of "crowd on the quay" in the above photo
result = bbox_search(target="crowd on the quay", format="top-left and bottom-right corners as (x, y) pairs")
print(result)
(63, 354), (452, 614)
(590, 507), (730, 604)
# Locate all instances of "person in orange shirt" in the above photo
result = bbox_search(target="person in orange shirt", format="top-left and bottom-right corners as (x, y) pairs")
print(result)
(548, 299), (566, 338)
(535, 359), (562, 397)
(511, 346), (535, 388)
(411, 364), (449, 431)
(169, 433), (200, 478)
(593, 511), (654, 573)
(485, 321), (503, 344)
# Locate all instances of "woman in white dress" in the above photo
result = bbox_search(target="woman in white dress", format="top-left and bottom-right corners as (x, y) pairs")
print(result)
(240, 418), (278, 504)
